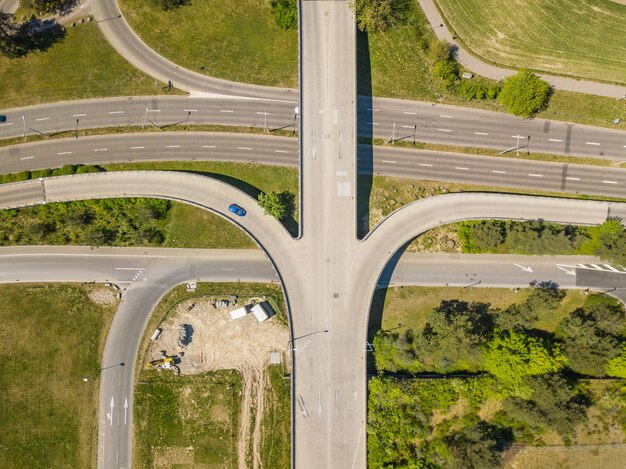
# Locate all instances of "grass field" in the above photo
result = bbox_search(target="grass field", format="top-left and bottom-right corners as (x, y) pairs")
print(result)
(435, 0), (626, 85)
(118, 0), (298, 88)
(376, 286), (590, 332)
(134, 370), (242, 468)
(260, 365), (291, 468)
(0, 284), (116, 469)
(0, 23), (177, 109)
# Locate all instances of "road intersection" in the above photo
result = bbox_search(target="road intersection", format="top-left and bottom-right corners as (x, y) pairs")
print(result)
(1, 1), (626, 468)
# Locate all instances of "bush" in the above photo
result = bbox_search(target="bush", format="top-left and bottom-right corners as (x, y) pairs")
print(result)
(258, 191), (287, 220)
(594, 218), (626, 265)
(269, 0), (297, 30)
(498, 69), (552, 117)
(457, 81), (488, 100)
(606, 347), (626, 378)
(446, 422), (511, 469)
(434, 58), (459, 88)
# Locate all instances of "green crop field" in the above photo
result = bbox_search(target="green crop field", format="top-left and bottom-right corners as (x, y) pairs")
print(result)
(435, 0), (626, 85)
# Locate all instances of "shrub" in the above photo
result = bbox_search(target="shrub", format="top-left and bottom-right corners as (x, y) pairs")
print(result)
(269, 0), (298, 30)
(457, 81), (488, 100)
(606, 348), (626, 378)
(498, 69), (552, 117)
(258, 191), (287, 220)
(434, 58), (459, 88)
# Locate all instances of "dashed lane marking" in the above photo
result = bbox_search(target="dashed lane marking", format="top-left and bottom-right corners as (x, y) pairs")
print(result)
(20, 156), (34, 160)
(35, 117), (50, 121)
(474, 132), (488, 135)
(438, 128), (452, 132)
(202, 145), (216, 148)
(109, 111), (124, 114)
(72, 114), (87, 117)
(603, 180), (618, 184)
(528, 173), (543, 177)
(130, 146), (144, 149)
(165, 145), (180, 148)
(57, 151), (72, 155)
(274, 150), (288, 153)
(418, 163), (433, 167)
(238, 147), (253, 150)
(455, 166), (469, 171)
(402, 111), (416, 115)
(439, 115), (454, 118)
(586, 142), (601, 146)
(382, 160), (396, 164)
(549, 138), (563, 142)
(220, 109), (234, 113)
(491, 170), (506, 174)
(0, 122), (13, 127)
(566, 177), (580, 181)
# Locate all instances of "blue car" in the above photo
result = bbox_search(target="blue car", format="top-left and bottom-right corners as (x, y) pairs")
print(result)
(228, 203), (246, 217)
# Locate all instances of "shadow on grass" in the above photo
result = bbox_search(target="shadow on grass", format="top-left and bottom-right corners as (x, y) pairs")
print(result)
(182, 169), (299, 237)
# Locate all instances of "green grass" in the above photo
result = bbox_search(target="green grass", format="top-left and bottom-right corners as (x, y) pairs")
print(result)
(435, 0), (626, 85)
(260, 365), (291, 468)
(376, 286), (591, 333)
(118, 0), (298, 88)
(134, 370), (242, 468)
(0, 23), (179, 109)
(0, 284), (116, 469)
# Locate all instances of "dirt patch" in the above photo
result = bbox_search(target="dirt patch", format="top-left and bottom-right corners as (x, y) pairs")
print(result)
(147, 298), (289, 469)
(87, 287), (118, 306)
(478, 397), (503, 421)
(506, 443), (626, 469)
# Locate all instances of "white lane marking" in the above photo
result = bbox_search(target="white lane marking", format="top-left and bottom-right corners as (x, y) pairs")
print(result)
(202, 145), (216, 148)
(382, 160), (396, 164)
(566, 177), (580, 181)
(0, 122), (13, 127)
(238, 147), (253, 150)
(220, 109), (234, 113)
(603, 180), (618, 184)
(402, 125), (414, 129)
(57, 151), (72, 155)
(93, 148), (108, 152)
(418, 163), (433, 167)
(274, 150), (288, 153)
(455, 166), (469, 171)
(528, 173), (543, 177)
(366, 122), (379, 125)
(586, 142), (600, 146)
(256, 111), (269, 115)
(109, 110), (124, 114)
(367, 108), (379, 111)
(20, 156), (35, 160)
(333, 109), (338, 125)
(549, 138), (563, 142)
(114, 267), (145, 270)
(438, 128), (452, 132)
(512, 134), (525, 138)
(72, 113), (87, 117)
(474, 132), (488, 135)
(491, 170), (506, 174)
(514, 263), (534, 272)
(130, 146), (144, 149)
(402, 111), (416, 115)
(35, 117), (50, 121)
(222, 268), (235, 271)
(147, 109), (160, 112)
(184, 109), (197, 112)
(165, 145), (180, 148)
(604, 264), (620, 272)
(439, 115), (454, 118)
(623, 145), (626, 148)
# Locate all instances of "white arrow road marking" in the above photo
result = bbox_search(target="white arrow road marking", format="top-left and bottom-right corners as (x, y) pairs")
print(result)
(556, 265), (577, 276)
(108, 397), (114, 426)
(514, 264), (533, 272)
(124, 398), (128, 426)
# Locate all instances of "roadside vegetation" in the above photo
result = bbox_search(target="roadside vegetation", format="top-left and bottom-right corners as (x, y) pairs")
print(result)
(0, 22), (176, 108)
(369, 285), (626, 466)
(434, 0), (626, 86)
(0, 283), (117, 469)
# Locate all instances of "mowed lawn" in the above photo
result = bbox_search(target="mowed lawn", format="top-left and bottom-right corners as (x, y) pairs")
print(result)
(435, 0), (626, 84)
(0, 284), (116, 469)
(118, 0), (298, 88)
(0, 23), (176, 109)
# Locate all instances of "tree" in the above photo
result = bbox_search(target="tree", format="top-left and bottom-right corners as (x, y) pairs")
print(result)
(31, 0), (73, 14)
(434, 59), (459, 89)
(350, 0), (412, 33)
(498, 374), (589, 443)
(594, 218), (626, 265)
(446, 422), (511, 469)
(0, 14), (65, 58)
(606, 347), (626, 378)
(373, 329), (419, 373)
(269, 0), (297, 30)
(483, 329), (567, 396)
(257, 191), (287, 220)
(556, 300), (626, 376)
(498, 70), (552, 117)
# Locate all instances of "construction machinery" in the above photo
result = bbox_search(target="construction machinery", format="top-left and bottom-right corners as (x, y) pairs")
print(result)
(146, 350), (180, 375)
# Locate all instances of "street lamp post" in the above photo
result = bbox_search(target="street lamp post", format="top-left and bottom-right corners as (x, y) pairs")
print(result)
(287, 329), (328, 351)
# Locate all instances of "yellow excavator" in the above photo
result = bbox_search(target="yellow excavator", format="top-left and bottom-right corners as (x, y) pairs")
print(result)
(146, 351), (181, 375)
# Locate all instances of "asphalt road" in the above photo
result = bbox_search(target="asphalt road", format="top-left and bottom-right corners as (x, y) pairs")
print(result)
(2, 96), (625, 161)
(2, 133), (626, 200)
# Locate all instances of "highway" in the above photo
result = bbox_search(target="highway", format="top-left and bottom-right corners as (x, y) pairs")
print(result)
(2, 96), (626, 161)
(2, 133), (626, 200)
